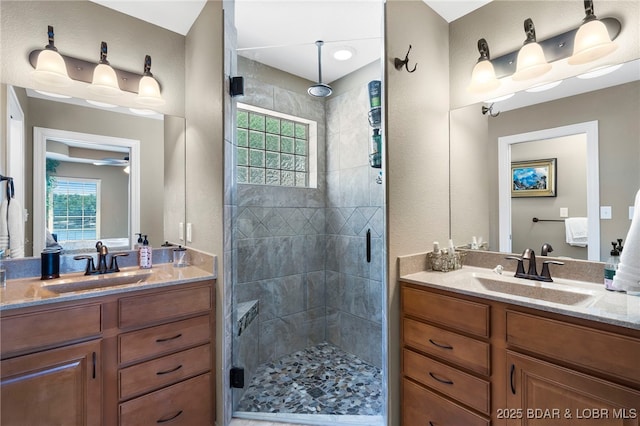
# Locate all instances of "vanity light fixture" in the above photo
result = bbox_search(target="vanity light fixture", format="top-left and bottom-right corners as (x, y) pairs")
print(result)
(568, 0), (618, 65)
(29, 26), (165, 107)
(468, 1), (621, 94)
(511, 18), (551, 81)
(467, 38), (500, 93)
(135, 55), (166, 106)
(88, 42), (122, 97)
(31, 26), (73, 87)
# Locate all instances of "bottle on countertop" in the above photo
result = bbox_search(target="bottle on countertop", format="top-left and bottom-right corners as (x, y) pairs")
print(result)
(604, 240), (621, 291)
(139, 235), (152, 269)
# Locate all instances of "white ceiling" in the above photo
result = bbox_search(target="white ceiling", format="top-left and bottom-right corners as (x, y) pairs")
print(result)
(90, 0), (490, 83)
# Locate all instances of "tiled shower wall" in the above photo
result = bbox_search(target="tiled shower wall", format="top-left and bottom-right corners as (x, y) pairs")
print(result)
(232, 57), (384, 408)
(233, 58), (328, 408)
(325, 82), (384, 368)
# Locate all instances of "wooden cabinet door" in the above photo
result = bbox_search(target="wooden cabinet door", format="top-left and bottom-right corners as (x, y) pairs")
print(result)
(506, 351), (640, 426)
(1, 340), (102, 426)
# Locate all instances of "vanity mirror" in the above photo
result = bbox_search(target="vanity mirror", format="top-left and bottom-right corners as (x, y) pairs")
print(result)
(450, 59), (640, 261)
(2, 84), (186, 258)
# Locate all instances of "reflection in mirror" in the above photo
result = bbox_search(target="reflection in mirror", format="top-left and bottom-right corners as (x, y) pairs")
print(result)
(450, 59), (639, 261)
(33, 126), (140, 255)
(497, 122), (599, 261)
(1, 84), (186, 258)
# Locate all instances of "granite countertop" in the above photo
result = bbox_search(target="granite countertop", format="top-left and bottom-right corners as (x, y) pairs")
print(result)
(401, 265), (640, 331)
(0, 262), (216, 311)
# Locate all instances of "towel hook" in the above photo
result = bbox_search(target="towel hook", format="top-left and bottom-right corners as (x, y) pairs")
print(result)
(394, 45), (417, 73)
(482, 103), (500, 117)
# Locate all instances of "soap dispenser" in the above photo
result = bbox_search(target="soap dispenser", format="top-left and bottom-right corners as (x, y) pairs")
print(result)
(604, 241), (621, 291)
(139, 235), (152, 269)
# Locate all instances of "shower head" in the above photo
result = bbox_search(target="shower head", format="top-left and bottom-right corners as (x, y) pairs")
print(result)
(308, 40), (332, 97)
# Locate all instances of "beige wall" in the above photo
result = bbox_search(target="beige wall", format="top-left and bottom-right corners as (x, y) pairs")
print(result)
(449, 0), (640, 109)
(0, 0), (185, 116)
(386, 0), (450, 423)
(184, 2), (225, 424)
(164, 115), (186, 245)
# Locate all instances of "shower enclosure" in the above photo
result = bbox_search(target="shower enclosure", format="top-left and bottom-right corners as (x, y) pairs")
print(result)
(225, 2), (386, 425)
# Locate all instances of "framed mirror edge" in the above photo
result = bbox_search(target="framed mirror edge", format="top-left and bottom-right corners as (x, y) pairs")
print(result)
(498, 120), (600, 261)
(32, 126), (141, 255)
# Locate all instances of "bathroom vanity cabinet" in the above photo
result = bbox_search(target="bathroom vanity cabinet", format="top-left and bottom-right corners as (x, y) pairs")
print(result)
(0, 279), (215, 426)
(401, 282), (640, 426)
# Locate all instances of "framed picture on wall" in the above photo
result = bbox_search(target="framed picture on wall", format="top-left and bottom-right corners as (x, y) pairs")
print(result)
(511, 158), (557, 198)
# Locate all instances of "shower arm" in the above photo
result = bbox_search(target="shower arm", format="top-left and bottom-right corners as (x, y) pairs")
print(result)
(316, 41), (324, 84)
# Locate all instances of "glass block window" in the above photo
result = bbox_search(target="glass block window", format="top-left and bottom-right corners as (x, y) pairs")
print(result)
(236, 104), (315, 188)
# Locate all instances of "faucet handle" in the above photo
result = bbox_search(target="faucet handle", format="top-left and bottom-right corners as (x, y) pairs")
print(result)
(505, 256), (526, 277)
(73, 255), (95, 275)
(109, 252), (130, 272)
(540, 260), (564, 282)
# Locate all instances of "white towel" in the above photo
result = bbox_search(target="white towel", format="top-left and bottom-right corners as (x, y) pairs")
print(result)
(565, 217), (588, 247)
(0, 198), (25, 258)
(613, 188), (640, 294)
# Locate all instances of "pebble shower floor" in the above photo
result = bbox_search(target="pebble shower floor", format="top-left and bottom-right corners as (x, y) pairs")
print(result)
(237, 343), (383, 415)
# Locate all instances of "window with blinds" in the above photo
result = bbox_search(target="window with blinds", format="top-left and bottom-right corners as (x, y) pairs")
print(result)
(49, 177), (100, 242)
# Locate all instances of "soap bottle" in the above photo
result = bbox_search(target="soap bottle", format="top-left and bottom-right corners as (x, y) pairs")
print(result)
(134, 233), (143, 250)
(139, 235), (152, 269)
(604, 241), (620, 291)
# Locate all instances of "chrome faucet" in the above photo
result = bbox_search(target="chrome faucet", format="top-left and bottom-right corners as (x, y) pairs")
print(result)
(74, 241), (129, 275)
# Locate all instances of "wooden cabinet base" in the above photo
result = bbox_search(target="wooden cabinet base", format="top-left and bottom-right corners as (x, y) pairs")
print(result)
(1, 340), (101, 426)
(119, 373), (212, 426)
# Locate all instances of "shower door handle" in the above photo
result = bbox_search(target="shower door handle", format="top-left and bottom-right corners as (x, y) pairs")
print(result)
(366, 229), (371, 263)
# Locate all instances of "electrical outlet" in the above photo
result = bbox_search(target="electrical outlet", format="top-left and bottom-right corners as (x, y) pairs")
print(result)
(186, 223), (192, 243)
(560, 207), (569, 218)
(179, 222), (184, 241)
(600, 206), (612, 220)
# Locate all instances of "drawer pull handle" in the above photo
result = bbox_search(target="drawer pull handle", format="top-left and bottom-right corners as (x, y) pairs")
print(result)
(510, 364), (516, 395)
(157, 364), (183, 375)
(428, 339), (453, 350)
(156, 333), (183, 343)
(157, 410), (183, 423)
(429, 372), (454, 385)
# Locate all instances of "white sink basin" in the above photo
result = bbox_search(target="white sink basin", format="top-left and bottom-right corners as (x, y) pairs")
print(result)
(472, 272), (599, 306)
(42, 271), (152, 293)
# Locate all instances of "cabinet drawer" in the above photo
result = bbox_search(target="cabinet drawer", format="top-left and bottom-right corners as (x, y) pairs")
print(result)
(119, 344), (211, 400)
(119, 315), (210, 365)
(404, 318), (490, 375)
(1, 304), (101, 357)
(119, 373), (211, 426)
(506, 311), (640, 384)
(403, 348), (490, 414)
(403, 378), (489, 426)
(402, 286), (490, 338)
(119, 285), (211, 329)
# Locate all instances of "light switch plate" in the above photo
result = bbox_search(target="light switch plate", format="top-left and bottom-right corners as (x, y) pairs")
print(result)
(600, 206), (612, 220)
(179, 222), (184, 241)
(631, 206), (636, 220)
(186, 223), (193, 243)
(560, 207), (569, 218)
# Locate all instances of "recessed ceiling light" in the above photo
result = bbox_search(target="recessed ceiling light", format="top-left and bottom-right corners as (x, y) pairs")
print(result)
(86, 99), (117, 108)
(35, 90), (72, 99)
(485, 93), (514, 103)
(333, 46), (355, 61)
(526, 80), (563, 92)
(577, 63), (624, 79)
